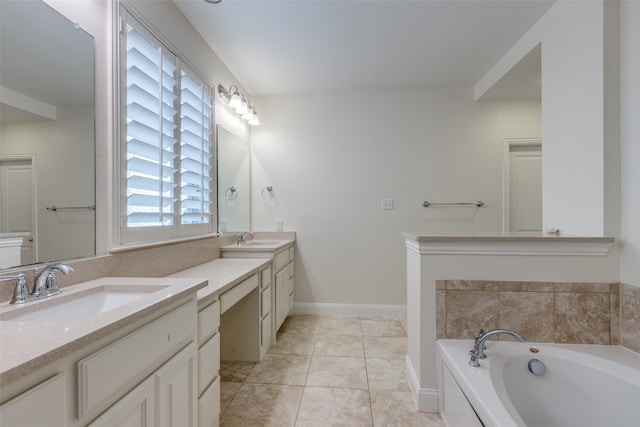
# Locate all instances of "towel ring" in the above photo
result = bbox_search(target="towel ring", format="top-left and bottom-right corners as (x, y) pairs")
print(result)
(225, 186), (238, 200)
(261, 186), (275, 200)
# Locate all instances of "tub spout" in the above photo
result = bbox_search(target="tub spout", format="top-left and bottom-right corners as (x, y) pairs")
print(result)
(469, 329), (526, 367)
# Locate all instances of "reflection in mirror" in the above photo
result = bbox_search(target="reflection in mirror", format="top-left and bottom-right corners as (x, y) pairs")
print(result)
(217, 126), (250, 233)
(0, 0), (95, 269)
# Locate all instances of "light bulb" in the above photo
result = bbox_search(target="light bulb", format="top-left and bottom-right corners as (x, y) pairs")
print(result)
(228, 93), (241, 109)
(248, 111), (260, 126)
(236, 100), (249, 115)
(242, 109), (254, 121)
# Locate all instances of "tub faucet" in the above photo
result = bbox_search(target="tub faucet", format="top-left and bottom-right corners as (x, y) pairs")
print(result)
(237, 231), (254, 245)
(469, 329), (526, 367)
(33, 263), (74, 298)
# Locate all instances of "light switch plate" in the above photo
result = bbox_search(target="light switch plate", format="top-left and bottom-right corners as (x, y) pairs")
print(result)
(276, 219), (284, 231)
(381, 199), (394, 210)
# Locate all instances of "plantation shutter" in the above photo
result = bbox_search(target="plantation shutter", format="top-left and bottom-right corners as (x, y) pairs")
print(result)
(119, 7), (214, 244)
(179, 68), (212, 226)
(124, 23), (178, 229)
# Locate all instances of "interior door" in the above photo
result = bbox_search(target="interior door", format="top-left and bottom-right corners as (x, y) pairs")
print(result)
(508, 145), (542, 232)
(0, 158), (35, 264)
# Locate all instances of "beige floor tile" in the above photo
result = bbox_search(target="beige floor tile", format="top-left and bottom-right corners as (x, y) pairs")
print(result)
(370, 390), (444, 427)
(366, 358), (410, 391)
(279, 314), (322, 335)
(295, 387), (372, 426)
(220, 360), (256, 382)
(270, 332), (317, 355)
(220, 383), (304, 427)
(314, 334), (364, 357)
(219, 381), (242, 416)
(306, 356), (368, 389)
(318, 316), (363, 335)
(245, 353), (312, 385)
(360, 319), (406, 337)
(363, 336), (407, 359)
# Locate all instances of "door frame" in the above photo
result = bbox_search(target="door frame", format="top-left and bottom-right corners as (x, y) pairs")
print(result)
(502, 138), (542, 233)
(0, 153), (38, 263)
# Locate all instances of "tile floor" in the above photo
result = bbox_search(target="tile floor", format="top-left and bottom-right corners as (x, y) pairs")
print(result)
(219, 314), (444, 426)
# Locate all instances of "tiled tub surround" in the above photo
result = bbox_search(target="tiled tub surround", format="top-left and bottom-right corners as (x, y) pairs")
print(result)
(437, 280), (616, 344)
(437, 280), (640, 352)
(404, 233), (620, 412)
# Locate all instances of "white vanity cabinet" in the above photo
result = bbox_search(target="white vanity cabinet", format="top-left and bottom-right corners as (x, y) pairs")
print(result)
(0, 373), (67, 426)
(274, 247), (295, 331)
(197, 298), (221, 427)
(221, 240), (295, 337)
(0, 289), (201, 427)
(260, 265), (273, 356)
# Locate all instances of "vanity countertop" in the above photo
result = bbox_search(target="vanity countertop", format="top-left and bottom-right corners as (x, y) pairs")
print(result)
(167, 257), (272, 306)
(0, 276), (206, 385)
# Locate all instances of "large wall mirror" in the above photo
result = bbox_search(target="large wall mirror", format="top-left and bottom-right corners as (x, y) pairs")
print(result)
(217, 125), (250, 233)
(0, 0), (96, 269)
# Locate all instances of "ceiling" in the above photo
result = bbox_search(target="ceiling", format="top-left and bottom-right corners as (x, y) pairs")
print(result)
(173, 0), (553, 97)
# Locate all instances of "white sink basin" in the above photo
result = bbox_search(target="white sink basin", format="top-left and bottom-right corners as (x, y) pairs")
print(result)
(1, 285), (166, 324)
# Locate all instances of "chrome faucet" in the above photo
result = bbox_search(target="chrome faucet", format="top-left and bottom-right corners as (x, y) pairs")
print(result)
(468, 329), (526, 367)
(237, 231), (254, 245)
(32, 263), (74, 299)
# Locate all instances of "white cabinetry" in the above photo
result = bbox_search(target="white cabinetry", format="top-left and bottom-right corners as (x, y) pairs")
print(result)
(0, 373), (67, 427)
(88, 375), (156, 427)
(156, 342), (197, 427)
(197, 298), (220, 427)
(0, 296), (199, 427)
(274, 246), (294, 331)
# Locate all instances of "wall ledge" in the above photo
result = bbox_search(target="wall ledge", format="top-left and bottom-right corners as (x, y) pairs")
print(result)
(403, 233), (614, 256)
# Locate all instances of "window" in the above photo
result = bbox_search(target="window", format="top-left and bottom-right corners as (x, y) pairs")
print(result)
(119, 8), (214, 244)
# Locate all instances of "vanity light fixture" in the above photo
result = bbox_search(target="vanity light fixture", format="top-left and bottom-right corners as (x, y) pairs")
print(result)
(218, 84), (260, 125)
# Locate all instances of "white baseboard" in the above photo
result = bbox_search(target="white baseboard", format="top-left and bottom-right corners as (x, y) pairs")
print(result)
(405, 356), (439, 413)
(293, 302), (406, 318)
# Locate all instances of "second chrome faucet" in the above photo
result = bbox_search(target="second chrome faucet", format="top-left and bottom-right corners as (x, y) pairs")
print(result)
(468, 329), (527, 367)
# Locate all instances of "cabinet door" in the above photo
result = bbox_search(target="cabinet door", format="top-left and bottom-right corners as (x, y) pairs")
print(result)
(88, 375), (155, 427)
(286, 263), (295, 313)
(275, 268), (288, 331)
(0, 373), (67, 427)
(156, 341), (198, 427)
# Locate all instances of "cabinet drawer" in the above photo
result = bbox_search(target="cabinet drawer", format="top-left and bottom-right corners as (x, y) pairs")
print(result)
(0, 373), (67, 427)
(198, 333), (220, 396)
(274, 249), (290, 271)
(261, 266), (272, 288)
(288, 247), (295, 262)
(198, 299), (220, 343)
(261, 286), (272, 317)
(198, 376), (220, 427)
(78, 300), (197, 418)
(220, 274), (258, 314)
(261, 312), (272, 347)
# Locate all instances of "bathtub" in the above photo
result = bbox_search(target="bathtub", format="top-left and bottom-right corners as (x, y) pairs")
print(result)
(436, 339), (640, 427)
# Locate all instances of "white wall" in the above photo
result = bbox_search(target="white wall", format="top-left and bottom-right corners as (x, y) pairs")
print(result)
(476, 1), (616, 237)
(620, 0), (640, 288)
(251, 90), (540, 306)
(1, 107), (95, 262)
